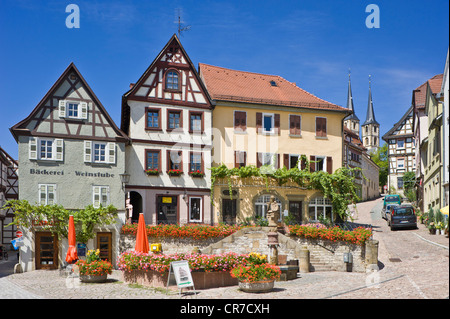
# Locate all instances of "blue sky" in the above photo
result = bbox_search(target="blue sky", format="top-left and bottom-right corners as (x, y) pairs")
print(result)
(0, 0), (448, 159)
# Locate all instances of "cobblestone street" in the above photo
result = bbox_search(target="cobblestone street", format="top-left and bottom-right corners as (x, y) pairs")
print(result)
(1, 197), (448, 300)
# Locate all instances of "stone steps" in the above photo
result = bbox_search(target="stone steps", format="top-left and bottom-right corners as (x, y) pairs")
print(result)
(200, 227), (334, 272)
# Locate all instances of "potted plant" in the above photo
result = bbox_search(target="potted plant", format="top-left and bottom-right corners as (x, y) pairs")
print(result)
(434, 210), (445, 235)
(75, 249), (113, 283)
(145, 168), (159, 176)
(167, 169), (183, 176)
(230, 263), (281, 293)
(427, 222), (436, 235)
(189, 170), (205, 178)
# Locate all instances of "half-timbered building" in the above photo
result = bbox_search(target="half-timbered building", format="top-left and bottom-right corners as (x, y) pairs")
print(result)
(382, 106), (416, 195)
(10, 63), (129, 271)
(0, 146), (18, 246)
(121, 34), (213, 225)
(412, 73), (443, 211)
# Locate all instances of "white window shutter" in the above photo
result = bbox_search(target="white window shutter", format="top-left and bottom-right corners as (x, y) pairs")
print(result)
(59, 100), (66, 118)
(29, 137), (38, 160)
(107, 142), (116, 164)
(80, 102), (88, 119)
(55, 139), (64, 161)
(93, 186), (100, 208)
(84, 141), (92, 162)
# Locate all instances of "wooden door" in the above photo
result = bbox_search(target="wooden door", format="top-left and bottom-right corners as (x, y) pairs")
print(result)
(35, 232), (58, 270)
(97, 232), (112, 262)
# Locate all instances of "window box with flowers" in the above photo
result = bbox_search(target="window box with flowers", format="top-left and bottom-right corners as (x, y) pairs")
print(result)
(167, 169), (183, 177)
(145, 169), (160, 176)
(189, 170), (205, 178)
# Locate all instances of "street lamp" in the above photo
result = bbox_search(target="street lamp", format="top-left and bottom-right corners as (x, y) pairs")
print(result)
(119, 172), (130, 191)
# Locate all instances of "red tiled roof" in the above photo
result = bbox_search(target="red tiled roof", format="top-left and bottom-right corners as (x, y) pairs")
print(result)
(343, 127), (366, 151)
(199, 63), (347, 112)
(414, 74), (443, 109)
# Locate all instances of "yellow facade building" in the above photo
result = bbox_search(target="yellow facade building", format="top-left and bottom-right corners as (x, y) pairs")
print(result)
(199, 64), (350, 225)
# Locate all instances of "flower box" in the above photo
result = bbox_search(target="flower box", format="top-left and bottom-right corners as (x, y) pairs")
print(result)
(75, 249), (113, 283)
(121, 269), (238, 290)
(145, 169), (160, 176)
(167, 169), (183, 176)
(189, 170), (205, 178)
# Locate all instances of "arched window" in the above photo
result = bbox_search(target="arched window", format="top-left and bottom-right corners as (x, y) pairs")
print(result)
(165, 70), (179, 90)
(308, 196), (333, 221)
(255, 195), (281, 220)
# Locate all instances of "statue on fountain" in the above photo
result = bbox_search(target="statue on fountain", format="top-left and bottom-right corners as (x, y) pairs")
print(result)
(266, 195), (280, 229)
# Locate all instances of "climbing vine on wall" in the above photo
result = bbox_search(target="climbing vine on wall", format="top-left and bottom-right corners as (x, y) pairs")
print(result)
(210, 157), (361, 221)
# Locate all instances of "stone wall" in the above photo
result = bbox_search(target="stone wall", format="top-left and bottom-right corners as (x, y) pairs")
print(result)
(119, 227), (370, 273)
(119, 234), (220, 254)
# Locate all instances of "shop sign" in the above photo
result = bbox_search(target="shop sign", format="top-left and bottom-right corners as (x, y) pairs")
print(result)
(162, 197), (173, 204)
(167, 261), (194, 290)
(77, 243), (86, 257)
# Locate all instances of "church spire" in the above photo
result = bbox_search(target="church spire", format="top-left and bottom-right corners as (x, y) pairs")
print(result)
(344, 69), (359, 121)
(363, 75), (379, 126)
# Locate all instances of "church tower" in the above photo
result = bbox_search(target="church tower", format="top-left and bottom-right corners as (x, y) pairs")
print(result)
(343, 71), (360, 136)
(361, 75), (380, 153)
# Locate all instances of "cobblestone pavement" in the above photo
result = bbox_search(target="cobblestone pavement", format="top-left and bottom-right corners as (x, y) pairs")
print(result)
(1, 197), (448, 300)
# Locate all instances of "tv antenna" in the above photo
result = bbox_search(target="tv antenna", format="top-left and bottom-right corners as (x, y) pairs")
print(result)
(175, 8), (191, 38)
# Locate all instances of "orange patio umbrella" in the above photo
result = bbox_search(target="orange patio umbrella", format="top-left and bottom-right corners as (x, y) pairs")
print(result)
(135, 213), (149, 253)
(65, 215), (78, 263)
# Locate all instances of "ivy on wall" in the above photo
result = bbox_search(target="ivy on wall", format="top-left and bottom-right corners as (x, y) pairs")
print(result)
(3, 200), (118, 243)
(210, 156), (361, 220)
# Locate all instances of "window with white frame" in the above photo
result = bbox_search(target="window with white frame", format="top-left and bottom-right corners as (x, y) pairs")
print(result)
(93, 143), (107, 163)
(260, 152), (278, 168)
(40, 139), (53, 160)
(263, 113), (274, 133)
(189, 197), (202, 222)
(59, 100), (88, 119)
(308, 197), (333, 221)
(289, 154), (300, 169)
(315, 156), (326, 172)
(29, 137), (64, 161)
(39, 184), (56, 205)
(93, 186), (109, 208)
(84, 141), (116, 164)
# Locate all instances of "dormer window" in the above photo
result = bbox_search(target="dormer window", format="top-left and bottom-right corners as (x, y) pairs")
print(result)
(165, 70), (179, 90)
(270, 80), (277, 87)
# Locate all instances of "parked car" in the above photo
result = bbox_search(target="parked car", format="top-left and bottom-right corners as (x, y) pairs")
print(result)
(382, 203), (399, 220)
(387, 204), (417, 231)
(383, 195), (401, 210)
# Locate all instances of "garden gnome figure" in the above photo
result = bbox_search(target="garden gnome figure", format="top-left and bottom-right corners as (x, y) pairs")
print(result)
(267, 196), (280, 229)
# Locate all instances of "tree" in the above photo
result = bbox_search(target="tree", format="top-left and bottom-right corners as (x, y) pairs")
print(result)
(370, 143), (388, 187)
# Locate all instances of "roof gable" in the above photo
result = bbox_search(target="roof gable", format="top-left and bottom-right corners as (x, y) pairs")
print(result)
(413, 74), (443, 109)
(124, 34), (212, 107)
(10, 63), (128, 143)
(382, 106), (414, 141)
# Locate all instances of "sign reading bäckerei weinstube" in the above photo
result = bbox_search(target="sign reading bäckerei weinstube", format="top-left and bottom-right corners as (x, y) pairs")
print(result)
(29, 169), (115, 178)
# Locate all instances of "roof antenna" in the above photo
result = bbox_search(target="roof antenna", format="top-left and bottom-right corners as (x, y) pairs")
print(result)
(175, 8), (191, 38)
